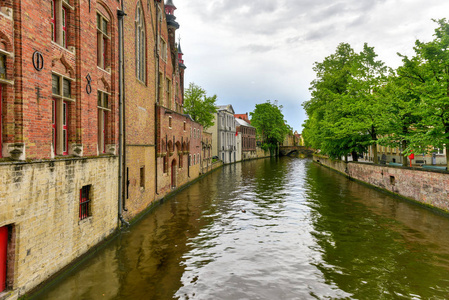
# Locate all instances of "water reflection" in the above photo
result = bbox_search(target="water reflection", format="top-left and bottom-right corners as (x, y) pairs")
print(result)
(305, 164), (449, 299)
(35, 158), (449, 300)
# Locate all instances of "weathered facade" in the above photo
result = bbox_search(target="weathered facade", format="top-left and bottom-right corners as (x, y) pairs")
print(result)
(0, 0), (120, 298)
(121, 0), (158, 220)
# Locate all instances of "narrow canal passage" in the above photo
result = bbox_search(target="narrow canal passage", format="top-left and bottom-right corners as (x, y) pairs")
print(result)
(36, 158), (449, 299)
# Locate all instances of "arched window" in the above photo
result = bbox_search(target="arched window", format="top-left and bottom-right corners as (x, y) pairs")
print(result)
(135, 3), (145, 82)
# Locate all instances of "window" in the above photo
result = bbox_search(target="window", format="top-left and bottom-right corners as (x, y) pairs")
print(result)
(140, 166), (145, 188)
(0, 54), (5, 80)
(166, 78), (171, 109)
(135, 3), (146, 82)
(434, 147), (444, 155)
(168, 116), (172, 128)
(158, 72), (163, 104)
(163, 154), (168, 173)
(0, 54), (4, 157)
(160, 38), (167, 61)
(183, 121), (186, 131)
(79, 185), (91, 220)
(0, 85), (2, 158)
(97, 91), (110, 153)
(50, 0), (72, 48)
(97, 13), (110, 70)
(52, 73), (74, 155)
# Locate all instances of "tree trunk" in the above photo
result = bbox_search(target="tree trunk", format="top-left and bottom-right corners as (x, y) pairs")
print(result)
(344, 154), (348, 163)
(371, 127), (378, 164)
(351, 151), (358, 162)
(402, 140), (408, 167)
(372, 145), (378, 164)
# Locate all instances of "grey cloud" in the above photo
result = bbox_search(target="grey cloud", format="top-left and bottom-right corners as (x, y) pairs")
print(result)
(240, 44), (277, 53)
(304, 25), (337, 41)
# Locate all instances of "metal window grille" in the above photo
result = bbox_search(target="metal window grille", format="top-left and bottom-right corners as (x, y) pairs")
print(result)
(79, 185), (91, 220)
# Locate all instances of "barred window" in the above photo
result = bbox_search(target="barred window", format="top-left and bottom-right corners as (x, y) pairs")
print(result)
(79, 185), (91, 220)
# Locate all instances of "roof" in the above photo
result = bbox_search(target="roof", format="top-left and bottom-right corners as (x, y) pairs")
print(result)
(165, 0), (176, 7)
(235, 118), (254, 128)
(234, 113), (250, 123)
(216, 104), (235, 114)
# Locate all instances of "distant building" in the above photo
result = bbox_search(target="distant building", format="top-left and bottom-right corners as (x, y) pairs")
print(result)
(234, 113), (250, 124)
(201, 130), (213, 173)
(236, 118), (257, 161)
(210, 104), (236, 164)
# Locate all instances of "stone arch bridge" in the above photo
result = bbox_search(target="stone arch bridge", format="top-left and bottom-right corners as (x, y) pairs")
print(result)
(279, 146), (314, 157)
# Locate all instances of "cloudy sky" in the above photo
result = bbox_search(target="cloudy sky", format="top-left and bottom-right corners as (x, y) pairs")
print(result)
(174, 0), (449, 132)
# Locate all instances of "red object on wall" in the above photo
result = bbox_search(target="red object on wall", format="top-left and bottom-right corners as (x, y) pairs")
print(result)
(0, 226), (7, 292)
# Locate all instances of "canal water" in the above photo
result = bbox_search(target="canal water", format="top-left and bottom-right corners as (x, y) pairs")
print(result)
(35, 158), (449, 299)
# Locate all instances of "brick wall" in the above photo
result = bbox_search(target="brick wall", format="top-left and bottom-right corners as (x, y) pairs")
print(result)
(3, 0), (120, 160)
(314, 155), (449, 212)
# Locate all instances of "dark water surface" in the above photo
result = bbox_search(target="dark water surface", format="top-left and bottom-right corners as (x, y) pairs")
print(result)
(36, 158), (449, 299)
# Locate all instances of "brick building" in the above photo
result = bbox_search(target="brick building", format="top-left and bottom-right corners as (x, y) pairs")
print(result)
(155, 0), (203, 196)
(236, 118), (257, 161)
(121, 0), (158, 220)
(0, 0), (120, 298)
(201, 130), (213, 173)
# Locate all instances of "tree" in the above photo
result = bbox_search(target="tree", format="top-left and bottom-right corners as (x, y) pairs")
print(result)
(334, 43), (389, 164)
(184, 83), (218, 129)
(397, 19), (449, 168)
(250, 101), (290, 156)
(376, 70), (423, 166)
(303, 43), (370, 160)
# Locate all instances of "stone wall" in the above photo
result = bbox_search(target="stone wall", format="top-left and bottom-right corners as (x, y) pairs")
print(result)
(256, 146), (269, 159)
(314, 155), (449, 212)
(0, 157), (118, 298)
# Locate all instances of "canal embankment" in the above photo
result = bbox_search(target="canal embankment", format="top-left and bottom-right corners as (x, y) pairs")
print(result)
(313, 154), (449, 213)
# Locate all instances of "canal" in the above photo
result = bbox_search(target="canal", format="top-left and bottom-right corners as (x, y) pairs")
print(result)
(35, 158), (449, 299)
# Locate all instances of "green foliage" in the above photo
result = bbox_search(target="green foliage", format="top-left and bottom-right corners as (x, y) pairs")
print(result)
(394, 19), (449, 167)
(184, 83), (218, 129)
(250, 101), (290, 154)
(302, 19), (449, 168)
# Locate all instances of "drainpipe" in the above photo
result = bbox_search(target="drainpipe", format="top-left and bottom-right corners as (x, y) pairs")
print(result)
(117, 7), (129, 227)
(154, 2), (160, 196)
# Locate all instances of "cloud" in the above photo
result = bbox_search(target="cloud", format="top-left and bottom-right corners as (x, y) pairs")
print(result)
(176, 0), (449, 131)
(240, 44), (277, 53)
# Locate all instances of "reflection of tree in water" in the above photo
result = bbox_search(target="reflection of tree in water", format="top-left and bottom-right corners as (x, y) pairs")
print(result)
(304, 163), (449, 299)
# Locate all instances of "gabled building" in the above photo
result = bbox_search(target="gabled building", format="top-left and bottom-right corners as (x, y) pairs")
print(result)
(210, 104), (236, 164)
